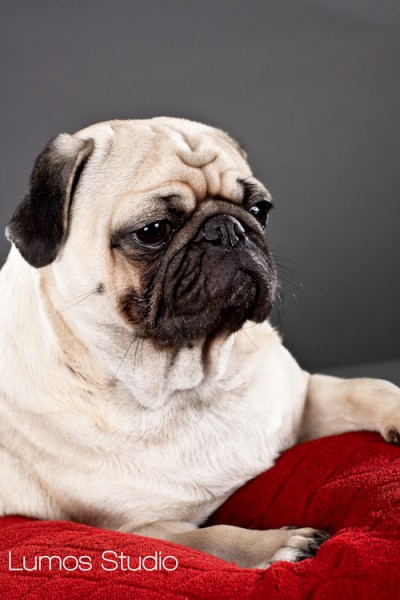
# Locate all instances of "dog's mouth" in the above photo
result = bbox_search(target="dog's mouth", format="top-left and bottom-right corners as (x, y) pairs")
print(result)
(147, 215), (277, 347)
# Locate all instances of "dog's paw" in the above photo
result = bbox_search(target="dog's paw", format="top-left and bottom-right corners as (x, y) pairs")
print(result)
(257, 527), (330, 569)
(362, 379), (400, 446)
(383, 425), (400, 446)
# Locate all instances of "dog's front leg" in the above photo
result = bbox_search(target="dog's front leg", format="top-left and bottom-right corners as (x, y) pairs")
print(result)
(132, 521), (329, 569)
(300, 374), (400, 444)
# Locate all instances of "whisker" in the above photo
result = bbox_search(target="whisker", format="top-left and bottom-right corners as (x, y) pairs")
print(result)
(61, 288), (99, 312)
(133, 336), (142, 369)
(272, 284), (286, 328)
(139, 338), (146, 383)
(240, 327), (259, 350)
(112, 334), (137, 380)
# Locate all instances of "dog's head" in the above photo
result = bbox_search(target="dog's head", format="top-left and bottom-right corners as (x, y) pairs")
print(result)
(7, 118), (277, 349)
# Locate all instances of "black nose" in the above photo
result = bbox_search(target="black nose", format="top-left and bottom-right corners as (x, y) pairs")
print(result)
(201, 215), (245, 247)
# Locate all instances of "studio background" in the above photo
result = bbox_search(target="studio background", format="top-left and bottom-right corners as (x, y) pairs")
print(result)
(1, 0), (399, 380)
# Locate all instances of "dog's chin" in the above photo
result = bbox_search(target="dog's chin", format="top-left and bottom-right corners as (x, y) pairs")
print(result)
(148, 272), (275, 348)
(141, 232), (277, 348)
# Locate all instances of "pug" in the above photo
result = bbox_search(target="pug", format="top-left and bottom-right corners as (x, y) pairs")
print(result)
(1, 117), (399, 569)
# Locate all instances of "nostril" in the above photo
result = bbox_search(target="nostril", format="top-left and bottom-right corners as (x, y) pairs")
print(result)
(226, 219), (245, 247)
(235, 222), (245, 235)
(233, 221), (245, 238)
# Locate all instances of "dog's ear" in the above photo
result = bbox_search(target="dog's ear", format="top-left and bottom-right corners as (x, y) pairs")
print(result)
(6, 134), (94, 268)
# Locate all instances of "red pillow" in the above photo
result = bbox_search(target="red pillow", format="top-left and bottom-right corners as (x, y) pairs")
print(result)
(1, 431), (400, 599)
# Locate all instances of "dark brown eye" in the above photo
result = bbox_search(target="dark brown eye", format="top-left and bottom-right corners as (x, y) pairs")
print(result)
(134, 221), (172, 246)
(249, 200), (273, 228)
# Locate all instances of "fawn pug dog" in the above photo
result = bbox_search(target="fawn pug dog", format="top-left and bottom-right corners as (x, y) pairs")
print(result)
(1, 117), (399, 569)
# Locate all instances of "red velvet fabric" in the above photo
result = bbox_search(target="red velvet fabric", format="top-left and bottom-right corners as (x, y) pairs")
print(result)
(1, 431), (400, 599)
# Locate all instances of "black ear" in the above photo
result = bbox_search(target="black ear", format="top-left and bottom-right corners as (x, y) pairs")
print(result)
(6, 134), (94, 268)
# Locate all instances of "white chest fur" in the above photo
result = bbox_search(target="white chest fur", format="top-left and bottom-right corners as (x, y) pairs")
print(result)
(0, 348), (307, 530)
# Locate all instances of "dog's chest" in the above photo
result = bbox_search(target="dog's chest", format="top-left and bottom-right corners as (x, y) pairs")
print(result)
(60, 386), (299, 527)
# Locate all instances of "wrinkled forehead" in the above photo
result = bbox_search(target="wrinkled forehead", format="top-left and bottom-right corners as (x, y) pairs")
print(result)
(105, 120), (254, 209)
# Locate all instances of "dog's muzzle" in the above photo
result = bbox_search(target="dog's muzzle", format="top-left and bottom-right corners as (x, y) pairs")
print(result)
(148, 211), (277, 347)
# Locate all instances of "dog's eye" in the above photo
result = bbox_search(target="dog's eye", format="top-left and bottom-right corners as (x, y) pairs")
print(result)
(249, 200), (273, 228)
(134, 221), (172, 246)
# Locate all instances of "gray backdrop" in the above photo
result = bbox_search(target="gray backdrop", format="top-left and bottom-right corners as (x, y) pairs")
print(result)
(1, 0), (399, 372)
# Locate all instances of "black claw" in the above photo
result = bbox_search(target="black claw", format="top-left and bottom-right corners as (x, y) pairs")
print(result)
(302, 530), (330, 560)
(386, 427), (400, 446)
(313, 530), (331, 543)
(292, 551), (309, 563)
(306, 541), (321, 556)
